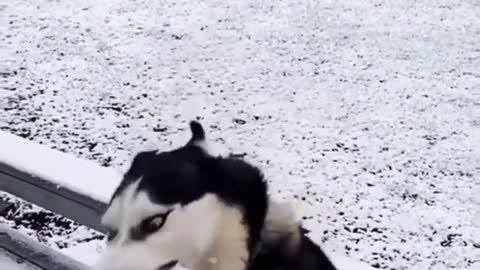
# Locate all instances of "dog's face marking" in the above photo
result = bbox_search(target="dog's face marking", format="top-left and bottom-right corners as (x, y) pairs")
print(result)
(102, 180), (174, 244)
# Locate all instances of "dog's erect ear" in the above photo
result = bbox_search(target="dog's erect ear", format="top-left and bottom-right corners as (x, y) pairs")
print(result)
(187, 120), (229, 157)
(187, 120), (205, 145)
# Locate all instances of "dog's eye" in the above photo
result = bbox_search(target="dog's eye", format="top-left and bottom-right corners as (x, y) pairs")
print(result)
(141, 210), (173, 234)
(106, 228), (118, 241)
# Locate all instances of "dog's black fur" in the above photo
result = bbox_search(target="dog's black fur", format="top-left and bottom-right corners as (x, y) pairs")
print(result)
(251, 226), (337, 270)
(113, 121), (337, 270)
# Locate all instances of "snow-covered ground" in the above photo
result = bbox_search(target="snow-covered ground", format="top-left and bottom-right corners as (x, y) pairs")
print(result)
(1, 0), (479, 269)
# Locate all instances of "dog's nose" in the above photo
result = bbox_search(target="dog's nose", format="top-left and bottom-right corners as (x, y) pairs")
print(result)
(156, 260), (178, 270)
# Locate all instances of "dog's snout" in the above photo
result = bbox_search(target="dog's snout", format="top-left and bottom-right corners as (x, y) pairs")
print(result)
(156, 260), (178, 270)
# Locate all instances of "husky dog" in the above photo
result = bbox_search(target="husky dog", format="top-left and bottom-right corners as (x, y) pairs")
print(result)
(95, 121), (336, 270)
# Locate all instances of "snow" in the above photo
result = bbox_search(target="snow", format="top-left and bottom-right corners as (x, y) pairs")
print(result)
(332, 254), (387, 270)
(0, 191), (105, 266)
(1, 0), (479, 269)
(0, 131), (122, 203)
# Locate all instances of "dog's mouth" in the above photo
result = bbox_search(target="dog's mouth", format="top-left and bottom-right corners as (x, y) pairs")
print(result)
(156, 260), (178, 270)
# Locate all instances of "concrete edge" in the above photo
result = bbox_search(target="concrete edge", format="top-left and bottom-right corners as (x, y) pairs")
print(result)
(0, 162), (107, 233)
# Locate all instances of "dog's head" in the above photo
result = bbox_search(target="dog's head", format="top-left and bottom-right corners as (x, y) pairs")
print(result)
(95, 121), (228, 270)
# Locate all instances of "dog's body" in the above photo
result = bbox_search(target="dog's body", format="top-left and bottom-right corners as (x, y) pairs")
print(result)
(96, 121), (336, 270)
(254, 201), (337, 270)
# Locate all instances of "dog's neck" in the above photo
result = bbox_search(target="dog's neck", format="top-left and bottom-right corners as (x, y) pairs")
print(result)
(193, 204), (250, 270)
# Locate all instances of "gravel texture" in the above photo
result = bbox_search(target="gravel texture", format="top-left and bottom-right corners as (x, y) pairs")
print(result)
(1, 0), (479, 269)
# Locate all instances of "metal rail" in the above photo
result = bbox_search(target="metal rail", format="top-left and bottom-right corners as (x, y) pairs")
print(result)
(0, 227), (88, 270)
(0, 162), (107, 233)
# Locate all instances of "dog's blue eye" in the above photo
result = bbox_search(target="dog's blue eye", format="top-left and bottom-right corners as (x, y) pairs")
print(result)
(141, 210), (173, 234)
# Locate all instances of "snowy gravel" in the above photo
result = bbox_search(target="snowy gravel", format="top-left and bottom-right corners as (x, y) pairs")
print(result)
(1, 0), (479, 269)
(0, 191), (105, 266)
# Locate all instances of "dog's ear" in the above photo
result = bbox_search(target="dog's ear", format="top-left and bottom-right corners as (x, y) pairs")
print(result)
(187, 120), (206, 145)
(187, 121), (230, 157)
(124, 151), (156, 179)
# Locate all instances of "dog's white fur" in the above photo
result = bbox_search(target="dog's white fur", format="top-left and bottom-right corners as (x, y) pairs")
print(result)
(192, 139), (229, 158)
(262, 200), (302, 254)
(96, 180), (249, 270)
